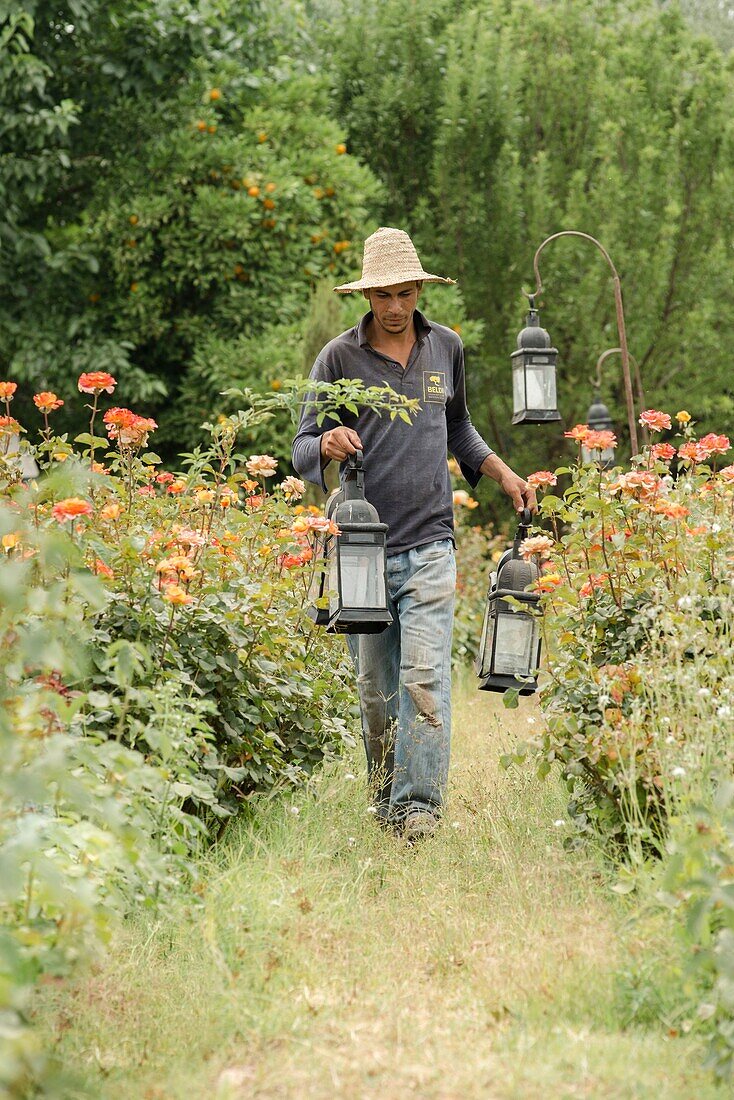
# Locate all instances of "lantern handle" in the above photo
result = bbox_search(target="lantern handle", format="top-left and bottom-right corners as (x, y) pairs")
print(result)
(344, 448), (365, 496)
(512, 508), (533, 555)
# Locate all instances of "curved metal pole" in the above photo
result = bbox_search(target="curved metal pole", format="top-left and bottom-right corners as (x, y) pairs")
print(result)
(527, 231), (639, 455)
(592, 347), (646, 408)
(592, 348), (648, 447)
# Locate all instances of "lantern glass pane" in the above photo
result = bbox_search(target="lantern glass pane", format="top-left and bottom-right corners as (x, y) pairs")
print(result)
(477, 598), (495, 678)
(525, 363), (556, 412)
(332, 542), (386, 611)
(512, 364), (526, 416)
(581, 445), (616, 467)
(494, 610), (538, 677)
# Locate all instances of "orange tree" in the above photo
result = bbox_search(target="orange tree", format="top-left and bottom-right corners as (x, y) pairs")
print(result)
(2, 1), (382, 459)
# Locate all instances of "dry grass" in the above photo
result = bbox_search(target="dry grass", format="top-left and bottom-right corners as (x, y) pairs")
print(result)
(34, 672), (726, 1099)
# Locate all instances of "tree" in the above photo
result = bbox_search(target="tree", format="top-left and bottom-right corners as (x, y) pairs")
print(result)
(326, 0), (734, 485)
(0, 2), (383, 454)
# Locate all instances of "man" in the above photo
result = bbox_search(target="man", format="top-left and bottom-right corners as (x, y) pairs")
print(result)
(292, 227), (536, 841)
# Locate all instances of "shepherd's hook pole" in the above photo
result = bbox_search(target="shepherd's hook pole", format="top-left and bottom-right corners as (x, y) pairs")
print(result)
(528, 231), (639, 455)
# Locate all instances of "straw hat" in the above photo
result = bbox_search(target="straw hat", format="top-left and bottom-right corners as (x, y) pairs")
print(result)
(333, 227), (456, 293)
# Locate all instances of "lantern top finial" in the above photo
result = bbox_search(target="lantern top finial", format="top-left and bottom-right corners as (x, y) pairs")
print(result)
(586, 386), (614, 432)
(516, 297), (552, 350)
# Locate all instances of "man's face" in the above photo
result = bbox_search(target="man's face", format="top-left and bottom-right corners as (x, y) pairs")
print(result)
(364, 281), (421, 336)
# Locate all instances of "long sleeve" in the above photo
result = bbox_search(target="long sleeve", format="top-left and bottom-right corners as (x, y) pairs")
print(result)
(291, 357), (341, 493)
(446, 343), (493, 488)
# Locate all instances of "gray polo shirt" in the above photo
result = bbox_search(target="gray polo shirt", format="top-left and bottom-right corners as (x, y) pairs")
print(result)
(291, 309), (493, 555)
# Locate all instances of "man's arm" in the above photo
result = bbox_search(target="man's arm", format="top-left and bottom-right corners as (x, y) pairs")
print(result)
(291, 357), (342, 491)
(445, 342), (494, 485)
(447, 340), (537, 514)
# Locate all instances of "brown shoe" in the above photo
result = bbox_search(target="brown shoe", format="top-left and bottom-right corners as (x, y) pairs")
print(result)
(403, 810), (438, 843)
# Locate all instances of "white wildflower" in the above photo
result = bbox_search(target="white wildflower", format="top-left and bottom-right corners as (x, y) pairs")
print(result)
(671, 766), (686, 778)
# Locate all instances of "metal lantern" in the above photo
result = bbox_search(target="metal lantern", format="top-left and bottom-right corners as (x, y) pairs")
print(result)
(4, 433), (39, 481)
(476, 509), (542, 695)
(581, 387), (616, 467)
(511, 296), (561, 425)
(309, 450), (392, 634)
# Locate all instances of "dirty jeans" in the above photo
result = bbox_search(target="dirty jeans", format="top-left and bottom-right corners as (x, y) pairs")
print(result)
(347, 539), (455, 824)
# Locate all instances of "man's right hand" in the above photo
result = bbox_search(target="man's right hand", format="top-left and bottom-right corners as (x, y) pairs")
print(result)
(320, 426), (363, 463)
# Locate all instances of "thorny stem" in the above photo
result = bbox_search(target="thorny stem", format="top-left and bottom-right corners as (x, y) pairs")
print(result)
(158, 605), (177, 668)
(597, 465), (621, 607)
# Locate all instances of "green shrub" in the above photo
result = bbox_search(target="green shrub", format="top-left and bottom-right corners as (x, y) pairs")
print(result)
(502, 415), (734, 850)
(0, 371), (419, 1092)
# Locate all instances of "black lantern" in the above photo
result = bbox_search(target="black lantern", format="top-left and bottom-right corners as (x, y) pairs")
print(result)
(309, 450), (392, 634)
(476, 510), (542, 695)
(511, 295), (561, 425)
(581, 387), (616, 467)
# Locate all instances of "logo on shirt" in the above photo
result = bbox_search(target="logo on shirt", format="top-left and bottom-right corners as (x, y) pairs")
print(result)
(423, 371), (446, 403)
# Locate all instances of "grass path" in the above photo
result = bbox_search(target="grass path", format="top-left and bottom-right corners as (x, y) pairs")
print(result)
(37, 673), (726, 1099)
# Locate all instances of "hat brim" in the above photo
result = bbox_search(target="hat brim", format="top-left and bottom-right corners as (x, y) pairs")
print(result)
(333, 272), (456, 294)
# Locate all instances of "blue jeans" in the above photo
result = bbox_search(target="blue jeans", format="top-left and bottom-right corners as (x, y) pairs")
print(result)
(347, 539), (456, 824)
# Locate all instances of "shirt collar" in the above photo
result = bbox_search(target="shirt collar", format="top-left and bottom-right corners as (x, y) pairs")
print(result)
(357, 309), (432, 348)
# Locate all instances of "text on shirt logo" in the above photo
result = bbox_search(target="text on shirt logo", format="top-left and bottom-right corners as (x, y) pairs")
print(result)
(423, 370), (447, 403)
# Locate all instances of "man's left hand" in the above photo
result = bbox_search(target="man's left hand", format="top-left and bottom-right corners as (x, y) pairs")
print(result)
(478, 453), (538, 515)
(499, 469), (537, 515)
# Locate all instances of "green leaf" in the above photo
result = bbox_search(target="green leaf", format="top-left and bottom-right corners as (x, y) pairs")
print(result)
(502, 688), (520, 709)
(74, 433), (109, 448)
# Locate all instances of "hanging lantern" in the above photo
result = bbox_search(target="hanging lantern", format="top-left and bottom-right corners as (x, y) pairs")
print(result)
(309, 450), (392, 634)
(511, 295), (561, 425)
(476, 510), (542, 695)
(581, 387), (616, 467)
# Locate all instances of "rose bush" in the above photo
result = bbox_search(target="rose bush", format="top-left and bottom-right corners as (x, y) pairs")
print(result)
(0, 373), (422, 1092)
(502, 412), (734, 850)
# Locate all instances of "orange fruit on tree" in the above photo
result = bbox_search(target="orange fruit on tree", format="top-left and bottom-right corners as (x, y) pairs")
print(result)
(247, 185), (260, 197)
(196, 120), (207, 131)
(335, 142), (347, 155)
(126, 238), (137, 248)
(207, 124), (217, 134)
(257, 131), (268, 143)
(270, 379), (282, 391)
(262, 218), (276, 229)
(324, 186), (335, 197)
(208, 88), (221, 101)
(263, 198), (275, 210)
(265, 182), (276, 193)
(130, 282), (139, 292)
(313, 187), (325, 200)
(129, 214), (139, 225)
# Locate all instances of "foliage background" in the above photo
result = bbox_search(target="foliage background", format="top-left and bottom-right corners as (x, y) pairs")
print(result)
(4, 0), (734, 1092)
(4, 0), (734, 516)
